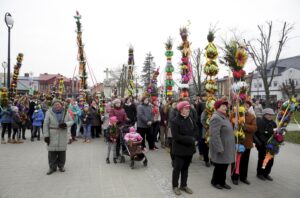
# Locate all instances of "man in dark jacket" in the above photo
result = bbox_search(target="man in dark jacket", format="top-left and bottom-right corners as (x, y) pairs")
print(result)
(254, 108), (277, 181)
(171, 101), (196, 195)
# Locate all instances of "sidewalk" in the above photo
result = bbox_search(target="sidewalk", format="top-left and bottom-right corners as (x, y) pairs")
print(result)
(0, 133), (299, 198)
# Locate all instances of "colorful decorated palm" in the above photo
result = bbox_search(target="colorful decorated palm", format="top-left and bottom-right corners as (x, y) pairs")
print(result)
(223, 40), (249, 175)
(74, 11), (88, 101)
(262, 97), (299, 168)
(178, 26), (192, 98)
(10, 53), (24, 99)
(204, 29), (219, 143)
(127, 46), (135, 97)
(165, 37), (174, 100)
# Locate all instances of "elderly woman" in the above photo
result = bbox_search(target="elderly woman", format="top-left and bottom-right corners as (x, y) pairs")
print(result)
(43, 100), (74, 175)
(210, 99), (235, 190)
(171, 101), (196, 195)
(254, 108), (277, 181)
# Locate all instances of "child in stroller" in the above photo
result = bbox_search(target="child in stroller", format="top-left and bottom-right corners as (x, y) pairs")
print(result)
(124, 127), (148, 169)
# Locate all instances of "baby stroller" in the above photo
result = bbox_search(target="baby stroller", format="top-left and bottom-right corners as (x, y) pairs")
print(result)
(119, 125), (148, 169)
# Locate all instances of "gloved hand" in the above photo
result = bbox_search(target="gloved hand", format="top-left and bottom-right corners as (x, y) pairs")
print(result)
(44, 137), (50, 145)
(59, 123), (67, 129)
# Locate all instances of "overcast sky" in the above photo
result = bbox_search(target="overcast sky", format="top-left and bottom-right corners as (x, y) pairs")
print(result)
(0, 0), (300, 86)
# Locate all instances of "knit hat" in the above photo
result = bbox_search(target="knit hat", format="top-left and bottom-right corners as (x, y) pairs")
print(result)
(176, 101), (191, 111)
(52, 99), (63, 106)
(84, 103), (89, 108)
(112, 98), (121, 105)
(109, 116), (118, 123)
(129, 127), (136, 133)
(214, 99), (228, 110)
(11, 106), (19, 112)
(262, 108), (275, 116)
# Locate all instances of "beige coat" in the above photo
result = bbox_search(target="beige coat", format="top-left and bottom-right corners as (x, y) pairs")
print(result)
(43, 108), (74, 151)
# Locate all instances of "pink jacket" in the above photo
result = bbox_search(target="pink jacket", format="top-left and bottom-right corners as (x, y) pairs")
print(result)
(124, 132), (143, 142)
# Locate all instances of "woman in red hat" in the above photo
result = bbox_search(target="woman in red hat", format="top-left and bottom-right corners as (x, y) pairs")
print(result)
(210, 99), (235, 190)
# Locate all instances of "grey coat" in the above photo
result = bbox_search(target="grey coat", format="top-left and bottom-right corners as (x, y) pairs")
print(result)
(209, 111), (235, 164)
(137, 104), (152, 128)
(43, 108), (74, 151)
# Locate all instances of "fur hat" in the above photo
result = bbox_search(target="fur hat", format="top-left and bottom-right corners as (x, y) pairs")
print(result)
(112, 99), (121, 105)
(262, 108), (275, 116)
(52, 99), (63, 106)
(176, 101), (191, 111)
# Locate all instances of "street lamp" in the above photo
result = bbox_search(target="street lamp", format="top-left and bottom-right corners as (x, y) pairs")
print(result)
(5, 12), (14, 94)
(1, 61), (7, 87)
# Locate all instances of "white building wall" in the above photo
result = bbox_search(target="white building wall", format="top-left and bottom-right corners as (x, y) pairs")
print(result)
(251, 68), (300, 100)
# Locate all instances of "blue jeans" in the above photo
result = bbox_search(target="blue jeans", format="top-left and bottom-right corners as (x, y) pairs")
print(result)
(82, 124), (91, 140)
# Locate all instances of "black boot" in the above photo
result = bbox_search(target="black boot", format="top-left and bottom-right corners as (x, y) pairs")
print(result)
(130, 160), (134, 169)
(143, 158), (148, 167)
(106, 158), (110, 164)
(113, 158), (117, 164)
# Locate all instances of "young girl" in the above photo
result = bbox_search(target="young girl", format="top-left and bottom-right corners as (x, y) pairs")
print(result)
(31, 105), (44, 141)
(11, 106), (23, 144)
(80, 104), (92, 143)
(105, 116), (119, 164)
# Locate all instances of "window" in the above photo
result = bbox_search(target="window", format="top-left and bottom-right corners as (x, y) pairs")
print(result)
(259, 83), (262, 88)
(254, 83), (257, 88)
(273, 81), (277, 87)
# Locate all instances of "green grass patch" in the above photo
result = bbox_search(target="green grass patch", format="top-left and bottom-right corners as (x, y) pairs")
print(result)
(291, 111), (300, 124)
(285, 131), (300, 144)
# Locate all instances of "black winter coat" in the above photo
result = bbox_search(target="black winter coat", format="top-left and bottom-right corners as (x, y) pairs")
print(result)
(124, 103), (137, 124)
(254, 117), (277, 146)
(171, 114), (197, 156)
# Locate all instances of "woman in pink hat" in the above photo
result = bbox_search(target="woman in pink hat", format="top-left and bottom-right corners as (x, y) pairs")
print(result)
(171, 101), (196, 195)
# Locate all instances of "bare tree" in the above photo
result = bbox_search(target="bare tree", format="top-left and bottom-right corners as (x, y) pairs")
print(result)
(191, 48), (204, 94)
(280, 78), (296, 98)
(245, 21), (293, 106)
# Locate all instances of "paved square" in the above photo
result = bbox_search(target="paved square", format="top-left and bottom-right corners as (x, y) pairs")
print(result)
(0, 131), (299, 198)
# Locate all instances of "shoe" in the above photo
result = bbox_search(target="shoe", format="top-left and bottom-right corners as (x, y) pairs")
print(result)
(11, 139), (17, 144)
(222, 184), (231, 189)
(86, 139), (91, 143)
(212, 184), (223, 190)
(180, 186), (193, 194)
(46, 169), (56, 175)
(130, 160), (134, 169)
(59, 167), (65, 172)
(17, 139), (24, 144)
(106, 158), (110, 164)
(82, 140), (86, 143)
(264, 175), (273, 181)
(68, 139), (73, 144)
(142, 148), (148, 152)
(37, 137), (40, 141)
(232, 179), (238, 185)
(22, 137), (26, 140)
(8, 139), (13, 143)
(205, 162), (211, 167)
(1, 139), (6, 144)
(173, 187), (181, 195)
(257, 174), (266, 181)
(143, 158), (148, 167)
(31, 138), (34, 142)
(240, 179), (251, 185)
(113, 158), (117, 164)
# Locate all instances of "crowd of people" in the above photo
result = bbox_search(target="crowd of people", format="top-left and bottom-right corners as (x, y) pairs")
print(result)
(0, 92), (287, 195)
